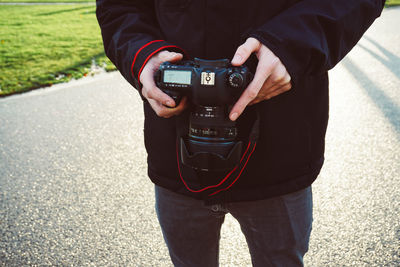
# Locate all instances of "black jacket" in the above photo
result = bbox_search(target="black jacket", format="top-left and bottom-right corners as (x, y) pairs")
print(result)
(96, 0), (384, 203)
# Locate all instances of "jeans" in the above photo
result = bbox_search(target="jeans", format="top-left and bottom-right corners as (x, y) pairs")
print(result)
(155, 185), (313, 267)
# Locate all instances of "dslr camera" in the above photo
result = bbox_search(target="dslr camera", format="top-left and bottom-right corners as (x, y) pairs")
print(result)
(155, 58), (253, 171)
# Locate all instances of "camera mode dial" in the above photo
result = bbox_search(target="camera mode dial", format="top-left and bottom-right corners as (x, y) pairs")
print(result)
(228, 72), (244, 88)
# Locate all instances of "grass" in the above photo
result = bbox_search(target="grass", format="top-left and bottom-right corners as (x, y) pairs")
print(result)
(0, 0), (94, 2)
(1, 0), (397, 3)
(385, 0), (400, 6)
(0, 5), (115, 96)
(0, 1), (398, 96)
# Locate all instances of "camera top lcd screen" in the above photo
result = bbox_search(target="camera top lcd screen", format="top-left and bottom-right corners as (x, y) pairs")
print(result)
(163, 70), (192, 85)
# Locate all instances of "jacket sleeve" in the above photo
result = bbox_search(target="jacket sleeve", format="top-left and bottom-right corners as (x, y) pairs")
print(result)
(96, 0), (186, 91)
(247, 0), (385, 78)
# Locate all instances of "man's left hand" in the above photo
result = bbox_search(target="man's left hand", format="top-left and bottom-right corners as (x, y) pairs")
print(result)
(229, 37), (292, 121)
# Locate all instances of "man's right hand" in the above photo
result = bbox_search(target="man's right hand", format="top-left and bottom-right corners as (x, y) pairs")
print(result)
(139, 50), (188, 118)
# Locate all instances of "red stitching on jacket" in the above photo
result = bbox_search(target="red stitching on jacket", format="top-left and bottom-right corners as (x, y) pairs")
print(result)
(131, 40), (164, 78)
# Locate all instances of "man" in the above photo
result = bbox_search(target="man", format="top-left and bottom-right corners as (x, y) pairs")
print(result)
(96, 1), (384, 266)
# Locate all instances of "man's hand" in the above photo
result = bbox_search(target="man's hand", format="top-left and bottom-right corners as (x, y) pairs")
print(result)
(140, 50), (188, 118)
(229, 37), (292, 121)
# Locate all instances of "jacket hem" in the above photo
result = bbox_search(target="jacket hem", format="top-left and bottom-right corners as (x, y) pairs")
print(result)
(147, 157), (324, 204)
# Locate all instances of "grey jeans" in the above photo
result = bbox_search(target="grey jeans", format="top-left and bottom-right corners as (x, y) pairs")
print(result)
(155, 185), (313, 267)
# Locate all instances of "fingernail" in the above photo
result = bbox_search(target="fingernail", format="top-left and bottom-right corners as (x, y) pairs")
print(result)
(232, 55), (242, 64)
(165, 100), (174, 107)
(230, 112), (238, 121)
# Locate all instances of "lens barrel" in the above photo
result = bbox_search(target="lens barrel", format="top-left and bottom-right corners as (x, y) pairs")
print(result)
(189, 106), (236, 140)
(187, 105), (237, 158)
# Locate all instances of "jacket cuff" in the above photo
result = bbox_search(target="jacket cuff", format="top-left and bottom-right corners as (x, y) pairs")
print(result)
(130, 40), (187, 86)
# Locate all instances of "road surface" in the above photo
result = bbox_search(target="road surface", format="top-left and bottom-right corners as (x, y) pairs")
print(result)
(1, 7), (399, 267)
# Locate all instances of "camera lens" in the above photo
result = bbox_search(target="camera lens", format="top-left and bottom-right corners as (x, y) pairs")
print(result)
(189, 106), (237, 141)
(187, 105), (238, 158)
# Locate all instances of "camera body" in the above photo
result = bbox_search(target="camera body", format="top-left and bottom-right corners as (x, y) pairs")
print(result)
(155, 58), (253, 171)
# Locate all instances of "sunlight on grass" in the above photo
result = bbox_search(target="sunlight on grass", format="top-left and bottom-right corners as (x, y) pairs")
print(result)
(0, 0), (94, 2)
(0, 5), (115, 96)
(385, 0), (400, 6)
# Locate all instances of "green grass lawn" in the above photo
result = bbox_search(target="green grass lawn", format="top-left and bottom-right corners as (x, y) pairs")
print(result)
(0, 5), (114, 96)
(0, 1), (398, 96)
(0, 0), (94, 2)
(386, 0), (400, 6)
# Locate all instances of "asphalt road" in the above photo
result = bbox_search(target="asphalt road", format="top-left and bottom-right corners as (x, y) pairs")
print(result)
(1, 7), (399, 267)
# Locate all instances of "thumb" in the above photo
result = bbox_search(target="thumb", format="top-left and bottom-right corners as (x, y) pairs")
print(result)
(158, 51), (183, 63)
(231, 37), (261, 66)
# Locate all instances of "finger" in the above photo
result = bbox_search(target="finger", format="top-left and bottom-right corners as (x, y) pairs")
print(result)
(248, 80), (292, 105)
(231, 37), (261, 66)
(147, 51), (184, 75)
(149, 96), (188, 118)
(167, 96), (189, 116)
(281, 72), (291, 85)
(249, 64), (291, 105)
(229, 58), (278, 121)
(229, 85), (260, 121)
(141, 51), (184, 106)
(263, 83), (292, 100)
(148, 99), (177, 118)
(141, 75), (176, 107)
(262, 62), (289, 89)
(253, 73), (288, 102)
(147, 98), (168, 118)
(248, 84), (280, 105)
(158, 51), (183, 63)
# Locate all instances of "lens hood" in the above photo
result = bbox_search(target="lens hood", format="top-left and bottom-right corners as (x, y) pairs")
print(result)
(180, 137), (243, 171)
